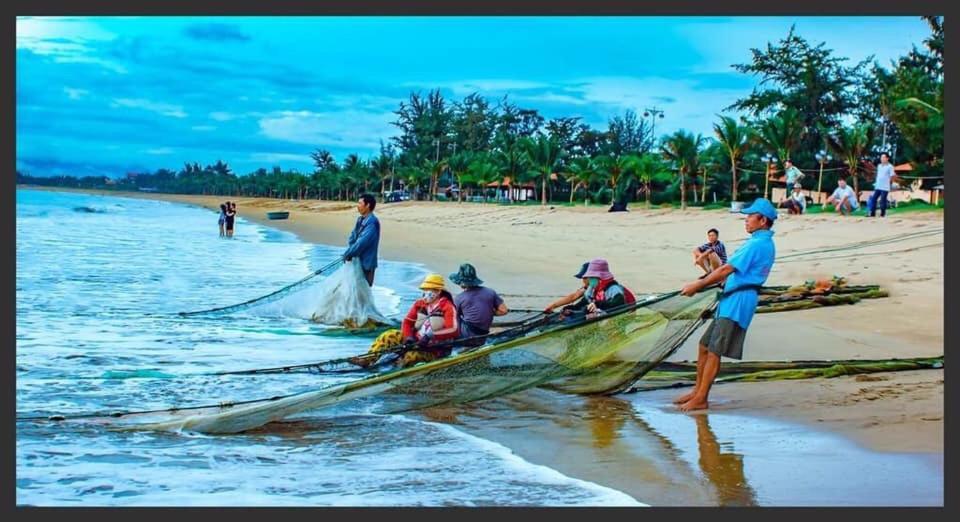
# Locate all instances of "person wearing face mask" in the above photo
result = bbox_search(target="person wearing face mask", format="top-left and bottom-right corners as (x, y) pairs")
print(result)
(560, 258), (636, 318)
(397, 274), (460, 367)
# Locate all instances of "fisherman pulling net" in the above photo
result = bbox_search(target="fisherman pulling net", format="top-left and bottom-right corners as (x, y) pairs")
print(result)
(24, 288), (719, 434)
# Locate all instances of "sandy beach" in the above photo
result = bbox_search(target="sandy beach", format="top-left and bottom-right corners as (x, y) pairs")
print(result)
(30, 187), (944, 504)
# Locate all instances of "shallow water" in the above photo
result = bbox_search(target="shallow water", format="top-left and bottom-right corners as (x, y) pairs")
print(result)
(16, 189), (643, 507)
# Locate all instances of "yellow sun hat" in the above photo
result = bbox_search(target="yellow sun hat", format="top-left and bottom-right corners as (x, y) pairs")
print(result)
(419, 273), (446, 291)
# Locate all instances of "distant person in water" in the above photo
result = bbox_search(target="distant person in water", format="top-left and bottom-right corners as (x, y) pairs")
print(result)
(693, 228), (728, 275)
(224, 201), (236, 238)
(450, 263), (508, 347)
(343, 193), (381, 286)
(544, 261), (591, 313)
(218, 203), (227, 237)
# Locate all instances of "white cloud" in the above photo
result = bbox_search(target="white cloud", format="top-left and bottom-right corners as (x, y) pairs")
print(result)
(63, 87), (89, 100)
(258, 109), (398, 151)
(111, 98), (187, 118)
(209, 111), (235, 121)
(146, 147), (175, 155)
(249, 152), (311, 163)
(191, 125), (216, 132)
(17, 17), (126, 73)
(402, 79), (549, 97)
(560, 76), (745, 137)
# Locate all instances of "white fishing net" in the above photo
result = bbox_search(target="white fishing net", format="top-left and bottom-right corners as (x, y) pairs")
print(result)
(257, 260), (392, 327)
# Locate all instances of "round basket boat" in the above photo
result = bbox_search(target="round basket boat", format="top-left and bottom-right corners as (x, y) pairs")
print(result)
(266, 211), (290, 220)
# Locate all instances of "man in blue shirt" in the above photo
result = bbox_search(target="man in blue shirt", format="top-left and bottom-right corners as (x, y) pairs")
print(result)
(677, 198), (777, 412)
(343, 193), (381, 286)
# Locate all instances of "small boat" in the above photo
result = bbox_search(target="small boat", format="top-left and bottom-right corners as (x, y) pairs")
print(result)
(266, 211), (290, 220)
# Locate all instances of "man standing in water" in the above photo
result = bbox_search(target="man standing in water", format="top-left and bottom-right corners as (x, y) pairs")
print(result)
(343, 193), (381, 286)
(676, 198), (777, 412)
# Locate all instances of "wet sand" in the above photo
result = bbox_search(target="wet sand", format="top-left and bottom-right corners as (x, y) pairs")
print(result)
(27, 188), (944, 505)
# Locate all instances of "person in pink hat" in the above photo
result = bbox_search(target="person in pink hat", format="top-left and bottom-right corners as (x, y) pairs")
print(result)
(560, 258), (636, 318)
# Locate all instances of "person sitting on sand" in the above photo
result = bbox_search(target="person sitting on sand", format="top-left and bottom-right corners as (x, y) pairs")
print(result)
(544, 261), (590, 314)
(693, 229), (728, 275)
(349, 274), (460, 369)
(826, 178), (859, 216)
(677, 198), (777, 412)
(561, 258), (636, 318)
(780, 183), (806, 215)
(450, 263), (508, 347)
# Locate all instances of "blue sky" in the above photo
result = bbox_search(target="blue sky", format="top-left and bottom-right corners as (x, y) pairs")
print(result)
(17, 16), (930, 177)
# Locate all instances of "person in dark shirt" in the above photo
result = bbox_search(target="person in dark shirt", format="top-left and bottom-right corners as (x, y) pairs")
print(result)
(693, 228), (727, 275)
(450, 263), (508, 346)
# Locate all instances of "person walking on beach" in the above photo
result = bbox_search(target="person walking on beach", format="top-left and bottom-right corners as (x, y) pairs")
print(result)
(343, 193), (380, 286)
(868, 152), (896, 218)
(692, 228), (728, 275)
(450, 263), (508, 346)
(218, 203), (227, 237)
(676, 198), (777, 412)
(224, 201), (236, 238)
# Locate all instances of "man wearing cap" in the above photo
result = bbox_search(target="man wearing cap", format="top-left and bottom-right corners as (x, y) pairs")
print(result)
(544, 261), (591, 314)
(450, 263), (509, 347)
(677, 198), (777, 412)
(562, 258), (636, 317)
(780, 183), (807, 215)
(343, 193), (381, 286)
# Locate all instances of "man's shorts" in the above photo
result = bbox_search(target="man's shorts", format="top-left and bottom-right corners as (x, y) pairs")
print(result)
(699, 317), (747, 360)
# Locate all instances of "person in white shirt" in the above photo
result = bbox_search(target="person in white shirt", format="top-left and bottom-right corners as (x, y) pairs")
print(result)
(826, 178), (859, 216)
(869, 153), (897, 217)
(783, 183), (807, 214)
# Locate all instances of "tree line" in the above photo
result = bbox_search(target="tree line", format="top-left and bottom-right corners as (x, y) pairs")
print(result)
(18, 18), (943, 209)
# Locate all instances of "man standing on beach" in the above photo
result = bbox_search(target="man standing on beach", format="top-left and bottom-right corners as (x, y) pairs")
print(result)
(868, 153), (896, 218)
(676, 198), (777, 412)
(343, 193), (380, 286)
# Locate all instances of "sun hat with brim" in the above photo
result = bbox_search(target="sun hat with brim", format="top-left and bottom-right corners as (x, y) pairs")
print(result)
(419, 273), (446, 291)
(582, 258), (614, 280)
(740, 198), (778, 221)
(449, 263), (483, 287)
(573, 261), (590, 279)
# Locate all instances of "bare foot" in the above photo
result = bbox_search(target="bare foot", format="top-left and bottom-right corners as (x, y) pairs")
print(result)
(672, 391), (696, 404)
(678, 398), (709, 412)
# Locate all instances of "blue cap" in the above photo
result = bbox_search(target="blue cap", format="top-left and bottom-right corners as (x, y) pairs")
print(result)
(573, 262), (590, 279)
(740, 198), (778, 221)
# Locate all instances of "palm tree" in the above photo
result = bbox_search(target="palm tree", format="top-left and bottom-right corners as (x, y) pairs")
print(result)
(713, 115), (752, 202)
(467, 157), (500, 203)
(824, 123), (876, 198)
(630, 154), (667, 209)
(661, 130), (704, 210)
(421, 158), (447, 201)
(565, 157), (598, 205)
(370, 155), (393, 197)
(523, 135), (564, 205)
(447, 152), (473, 202)
(756, 108), (806, 199)
(494, 142), (532, 203)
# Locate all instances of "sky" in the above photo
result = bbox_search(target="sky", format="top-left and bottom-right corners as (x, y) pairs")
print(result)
(16, 16), (931, 177)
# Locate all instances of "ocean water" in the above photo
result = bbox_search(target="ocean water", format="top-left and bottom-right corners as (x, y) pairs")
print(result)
(15, 189), (643, 507)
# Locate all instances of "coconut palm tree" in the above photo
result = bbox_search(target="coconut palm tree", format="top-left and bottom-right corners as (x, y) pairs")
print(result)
(446, 151), (473, 202)
(522, 135), (564, 205)
(713, 115), (753, 202)
(565, 157), (599, 205)
(494, 142), (533, 203)
(823, 123), (876, 198)
(755, 108), (806, 199)
(467, 156), (500, 203)
(661, 130), (704, 210)
(629, 154), (668, 209)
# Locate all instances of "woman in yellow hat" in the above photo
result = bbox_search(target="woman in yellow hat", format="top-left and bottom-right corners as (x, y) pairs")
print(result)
(350, 273), (460, 369)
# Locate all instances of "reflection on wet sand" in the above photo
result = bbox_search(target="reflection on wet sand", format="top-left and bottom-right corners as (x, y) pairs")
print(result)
(693, 414), (757, 506)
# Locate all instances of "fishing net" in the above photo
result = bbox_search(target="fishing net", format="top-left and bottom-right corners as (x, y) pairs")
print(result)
(256, 260), (392, 327)
(39, 289), (719, 434)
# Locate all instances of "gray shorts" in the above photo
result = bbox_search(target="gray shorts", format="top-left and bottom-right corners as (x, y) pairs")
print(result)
(699, 317), (747, 360)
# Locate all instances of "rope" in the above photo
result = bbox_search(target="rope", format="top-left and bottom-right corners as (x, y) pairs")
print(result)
(177, 258), (345, 317)
(775, 227), (943, 261)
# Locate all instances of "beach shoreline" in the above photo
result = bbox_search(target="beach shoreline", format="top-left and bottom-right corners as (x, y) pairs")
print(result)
(19, 186), (944, 504)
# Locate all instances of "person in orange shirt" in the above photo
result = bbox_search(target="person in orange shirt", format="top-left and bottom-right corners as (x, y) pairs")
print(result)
(397, 273), (460, 367)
